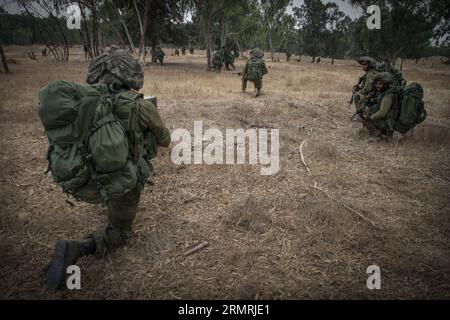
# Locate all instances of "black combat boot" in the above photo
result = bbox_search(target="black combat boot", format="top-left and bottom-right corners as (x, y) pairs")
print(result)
(47, 238), (96, 291)
(255, 89), (261, 97)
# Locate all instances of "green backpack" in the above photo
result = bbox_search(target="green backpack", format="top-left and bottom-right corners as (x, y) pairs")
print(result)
(213, 51), (223, 65)
(394, 82), (427, 134)
(112, 90), (157, 182)
(38, 80), (137, 203)
(225, 51), (235, 63)
(246, 58), (263, 81)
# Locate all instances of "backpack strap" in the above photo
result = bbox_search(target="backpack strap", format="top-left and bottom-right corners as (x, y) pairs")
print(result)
(112, 90), (143, 104)
(89, 112), (118, 135)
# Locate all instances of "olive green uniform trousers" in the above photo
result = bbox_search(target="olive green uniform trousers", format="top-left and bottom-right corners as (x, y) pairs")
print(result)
(89, 183), (142, 255)
(242, 78), (262, 91)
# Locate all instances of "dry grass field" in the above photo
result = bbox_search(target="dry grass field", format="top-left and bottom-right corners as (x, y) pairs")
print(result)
(0, 46), (449, 299)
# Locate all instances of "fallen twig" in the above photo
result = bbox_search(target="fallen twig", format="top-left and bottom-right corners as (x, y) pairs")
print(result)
(311, 182), (384, 230)
(183, 240), (210, 257)
(300, 140), (311, 175)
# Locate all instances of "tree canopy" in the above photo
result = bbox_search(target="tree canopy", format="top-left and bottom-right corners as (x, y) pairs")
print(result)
(1, 0), (448, 67)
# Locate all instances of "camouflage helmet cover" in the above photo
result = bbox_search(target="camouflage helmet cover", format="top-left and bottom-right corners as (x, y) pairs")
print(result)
(86, 48), (144, 91)
(250, 48), (264, 58)
(357, 56), (377, 68)
(374, 72), (394, 85)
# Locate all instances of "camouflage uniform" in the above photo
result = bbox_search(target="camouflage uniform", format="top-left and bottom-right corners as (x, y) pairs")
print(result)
(224, 48), (236, 71)
(242, 48), (268, 96)
(47, 48), (171, 290)
(155, 47), (165, 65)
(213, 48), (224, 72)
(363, 72), (398, 137)
(90, 97), (170, 255)
(87, 49), (170, 253)
(353, 56), (378, 112)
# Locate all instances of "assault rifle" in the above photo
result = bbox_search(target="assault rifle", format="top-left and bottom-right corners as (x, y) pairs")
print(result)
(232, 71), (243, 77)
(348, 76), (365, 108)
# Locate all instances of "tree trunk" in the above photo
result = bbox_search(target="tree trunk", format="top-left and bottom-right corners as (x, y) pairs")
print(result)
(207, 31), (212, 72)
(311, 55), (316, 63)
(400, 58), (405, 71)
(331, 56), (334, 65)
(118, 9), (136, 56)
(140, 0), (150, 64)
(0, 46), (10, 74)
(390, 49), (401, 67)
(134, 0), (145, 61)
(235, 40), (242, 58)
(219, 17), (226, 47)
(92, 6), (99, 57)
(79, 4), (94, 59)
(151, 39), (157, 62)
(268, 29), (274, 62)
(205, 15), (213, 72)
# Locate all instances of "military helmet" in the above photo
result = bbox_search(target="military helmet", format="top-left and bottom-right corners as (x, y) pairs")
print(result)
(86, 48), (143, 91)
(357, 56), (377, 68)
(374, 72), (394, 85)
(250, 48), (264, 58)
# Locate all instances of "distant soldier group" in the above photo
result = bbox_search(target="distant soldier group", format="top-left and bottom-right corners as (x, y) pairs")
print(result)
(212, 46), (237, 72)
(351, 56), (426, 139)
(155, 46), (165, 65)
(156, 45), (195, 62)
